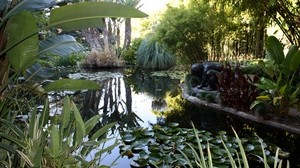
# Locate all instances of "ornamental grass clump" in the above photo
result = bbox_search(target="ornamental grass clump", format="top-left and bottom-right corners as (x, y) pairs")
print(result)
(136, 37), (176, 70)
(82, 49), (125, 69)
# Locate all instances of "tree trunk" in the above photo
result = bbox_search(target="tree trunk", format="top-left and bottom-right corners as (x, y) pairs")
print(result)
(123, 18), (132, 50)
(81, 28), (104, 51)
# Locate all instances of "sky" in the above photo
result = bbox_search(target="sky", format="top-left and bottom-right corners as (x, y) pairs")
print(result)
(130, 0), (169, 38)
(139, 0), (169, 14)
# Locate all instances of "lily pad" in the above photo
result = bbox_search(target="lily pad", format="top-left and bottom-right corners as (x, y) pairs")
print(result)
(168, 122), (179, 128)
(123, 134), (136, 144)
(244, 144), (255, 152)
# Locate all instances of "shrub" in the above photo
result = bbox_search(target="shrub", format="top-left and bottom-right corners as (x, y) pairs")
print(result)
(136, 37), (176, 70)
(217, 63), (260, 112)
(121, 38), (143, 65)
(53, 52), (86, 66)
(81, 49), (125, 68)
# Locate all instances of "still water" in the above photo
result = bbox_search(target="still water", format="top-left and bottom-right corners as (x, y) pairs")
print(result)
(63, 68), (299, 167)
(66, 68), (183, 167)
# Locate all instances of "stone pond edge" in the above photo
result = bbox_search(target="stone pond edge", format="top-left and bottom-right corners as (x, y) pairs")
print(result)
(180, 82), (300, 135)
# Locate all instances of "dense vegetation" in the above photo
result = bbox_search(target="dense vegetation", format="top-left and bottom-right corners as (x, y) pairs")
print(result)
(0, 0), (299, 167)
(134, 0), (300, 66)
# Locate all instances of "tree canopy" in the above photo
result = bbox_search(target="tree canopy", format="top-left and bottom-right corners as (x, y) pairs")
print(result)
(146, 0), (300, 64)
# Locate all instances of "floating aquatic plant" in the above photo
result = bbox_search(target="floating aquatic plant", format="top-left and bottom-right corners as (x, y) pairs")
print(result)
(119, 123), (289, 168)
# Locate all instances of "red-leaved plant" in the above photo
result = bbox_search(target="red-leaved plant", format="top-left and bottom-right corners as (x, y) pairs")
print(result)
(217, 63), (260, 112)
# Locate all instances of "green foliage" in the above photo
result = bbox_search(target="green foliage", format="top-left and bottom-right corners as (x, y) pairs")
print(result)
(0, 0), (147, 81)
(49, 2), (147, 31)
(136, 37), (176, 70)
(154, 4), (209, 65)
(0, 96), (119, 167)
(0, 1), (147, 167)
(119, 122), (288, 167)
(251, 36), (300, 115)
(50, 52), (86, 67)
(240, 63), (267, 77)
(121, 37), (143, 65)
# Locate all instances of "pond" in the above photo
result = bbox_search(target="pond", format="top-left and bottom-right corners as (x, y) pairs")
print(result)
(53, 67), (300, 167)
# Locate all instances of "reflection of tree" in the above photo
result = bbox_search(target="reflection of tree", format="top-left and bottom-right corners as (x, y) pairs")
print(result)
(81, 77), (143, 133)
(156, 92), (230, 134)
(125, 68), (180, 111)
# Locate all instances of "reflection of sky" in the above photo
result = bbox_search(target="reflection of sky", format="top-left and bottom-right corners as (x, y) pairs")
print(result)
(132, 92), (157, 127)
(67, 70), (177, 167)
(100, 90), (157, 167)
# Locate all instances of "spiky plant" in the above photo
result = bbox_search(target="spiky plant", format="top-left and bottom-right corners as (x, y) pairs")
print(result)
(136, 37), (176, 70)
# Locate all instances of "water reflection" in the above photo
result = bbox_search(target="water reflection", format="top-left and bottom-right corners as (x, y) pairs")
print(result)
(81, 78), (143, 133)
(161, 91), (300, 167)
(76, 68), (182, 130)
(65, 68), (300, 167)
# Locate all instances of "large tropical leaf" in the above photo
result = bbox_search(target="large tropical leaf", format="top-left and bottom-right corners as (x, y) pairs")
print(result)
(6, 11), (38, 71)
(283, 45), (299, 73)
(38, 35), (84, 57)
(44, 79), (100, 92)
(265, 36), (284, 65)
(49, 1), (148, 31)
(49, 125), (61, 158)
(290, 50), (300, 71)
(4, 0), (55, 20)
(72, 102), (86, 145)
(25, 63), (56, 81)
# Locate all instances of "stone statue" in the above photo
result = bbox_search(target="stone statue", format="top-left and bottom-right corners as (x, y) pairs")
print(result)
(191, 61), (221, 91)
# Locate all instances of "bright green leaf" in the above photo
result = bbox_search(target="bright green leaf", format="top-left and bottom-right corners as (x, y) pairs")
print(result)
(39, 98), (50, 127)
(278, 85), (286, 95)
(84, 115), (101, 135)
(29, 107), (38, 139)
(61, 96), (71, 130)
(6, 11), (38, 71)
(49, 2), (148, 31)
(49, 125), (61, 158)
(72, 102), (86, 145)
(44, 79), (100, 92)
(256, 95), (271, 101)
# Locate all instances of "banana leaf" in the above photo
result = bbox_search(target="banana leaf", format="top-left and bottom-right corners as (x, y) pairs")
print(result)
(290, 50), (300, 71)
(283, 45), (299, 73)
(25, 63), (56, 81)
(44, 79), (100, 92)
(4, 0), (55, 20)
(38, 35), (84, 57)
(265, 36), (284, 65)
(49, 1), (148, 31)
(6, 11), (38, 71)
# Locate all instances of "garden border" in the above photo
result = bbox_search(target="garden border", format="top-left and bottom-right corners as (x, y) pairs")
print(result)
(181, 83), (300, 135)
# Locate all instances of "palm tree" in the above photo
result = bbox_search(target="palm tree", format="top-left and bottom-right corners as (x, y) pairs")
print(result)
(121, 0), (143, 50)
